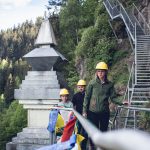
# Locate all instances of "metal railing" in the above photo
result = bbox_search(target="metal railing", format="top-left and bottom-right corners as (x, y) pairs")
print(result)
(118, 1), (136, 40)
(103, 0), (136, 41)
(103, 0), (120, 19)
(47, 106), (150, 150)
(73, 108), (150, 150)
(104, 0), (150, 138)
(123, 63), (135, 103)
(115, 106), (150, 129)
(120, 106), (150, 112)
(133, 3), (150, 35)
(104, 0), (150, 37)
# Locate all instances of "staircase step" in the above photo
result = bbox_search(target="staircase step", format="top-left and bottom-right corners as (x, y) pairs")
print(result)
(137, 79), (150, 81)
(137, 53), (150, 54)
(130, 105), (144, 107)
(137, 60), (150, 61)
(134, 87), (150, 90)
(137, 38), (150, 40)
(137, 50), (150, 51)
(131, 101), (149, 103)
(137, 74), (150, 79)
(137, 78), (150, 80)
(137, 59), (150, 63)
(137, 56), (150, 57)
(126, 125), (134, 128)
(127, 120), (134, 123)
(137, 73), (150, 74)
(137, 41), (150, 43)
(137, 47), (150, 49)
(136, 83), (150, 86)
(137, 50), (150, 52)
(132, 95), (150, 98)
(137, 64), (150, 66)
(134, 85), (150, 88)
(137, 68), (150, 70)
(137, 35), (150, 37)
(137, 40), (150, 42)
(137, 39), (150, 41)
(137, 75), (150, 77)
(134, 91), (150, 93)
(137, 44), (150, 46)
(137, 48), (150, 49)
(137, 64), (150, 68)
(136, 53), (150, 55)
(137, 55), (150, 56)
(137, 69), (150, 71)
(137, 59), (150, 61)
(133, 94), (150, 97)
(137, 77), (150, 79)
(137, 80), (150, 82)
(137, 57), (150, 59)
(137, 71), (150, 72)
(137, 66), (150, 68)
(137, 70), (150, 72)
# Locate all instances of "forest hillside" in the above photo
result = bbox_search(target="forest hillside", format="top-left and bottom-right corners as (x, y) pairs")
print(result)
(0, 0), (150, 149)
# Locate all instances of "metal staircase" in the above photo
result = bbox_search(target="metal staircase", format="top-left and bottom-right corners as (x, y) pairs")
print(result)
(103, 0), (150, 129)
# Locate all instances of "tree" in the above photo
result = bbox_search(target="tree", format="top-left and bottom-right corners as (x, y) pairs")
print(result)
(0, 101), (27, 150)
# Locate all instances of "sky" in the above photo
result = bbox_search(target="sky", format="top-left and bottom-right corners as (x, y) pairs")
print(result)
(0, 0), (48, 30)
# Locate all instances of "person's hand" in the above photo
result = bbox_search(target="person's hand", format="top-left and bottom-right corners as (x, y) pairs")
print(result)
(122, 100), (130, 106)
(82, 112), (87, 118)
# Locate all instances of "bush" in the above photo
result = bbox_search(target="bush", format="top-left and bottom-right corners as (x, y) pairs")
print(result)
(0, 101), (27, 150)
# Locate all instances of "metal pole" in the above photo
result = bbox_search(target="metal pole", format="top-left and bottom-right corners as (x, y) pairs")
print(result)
(133, 110), (137, 130)
(135, 22), (137, 85)
(49, 132), (53, 145)
(73, 109), (150, 150)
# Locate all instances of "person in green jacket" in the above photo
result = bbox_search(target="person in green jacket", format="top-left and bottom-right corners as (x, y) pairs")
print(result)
(82, 61), (127, 149)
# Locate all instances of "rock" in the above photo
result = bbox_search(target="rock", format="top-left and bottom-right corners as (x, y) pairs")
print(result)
(75, 56), (87, 79)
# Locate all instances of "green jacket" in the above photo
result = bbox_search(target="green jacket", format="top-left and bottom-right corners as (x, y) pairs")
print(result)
(83, 77), (122, 113)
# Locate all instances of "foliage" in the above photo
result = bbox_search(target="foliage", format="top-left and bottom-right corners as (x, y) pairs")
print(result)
(75, 8), (115, 80)
(0, 0), (148, 148)
(139, 103), (150, 131)
(0, 101), (27, 150)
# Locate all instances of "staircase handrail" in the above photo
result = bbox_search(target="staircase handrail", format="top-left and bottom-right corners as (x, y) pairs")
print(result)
(115, 0), (136, 40)
(133, 3), (150, 34)
(105, 0), (119, 9)
(104, 0), (120, 18)
(123, 63), (134, 102)
(73, 109), (150, 150)
(113, 105), (150, 129)
(48, 107), (150, 150)
(116, 0), (134, 28)
(104, 0), (136, 40)
(119, 106), (150, 112)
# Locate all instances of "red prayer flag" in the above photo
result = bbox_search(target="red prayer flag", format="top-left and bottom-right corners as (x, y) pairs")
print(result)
(61, 117), (77, 142)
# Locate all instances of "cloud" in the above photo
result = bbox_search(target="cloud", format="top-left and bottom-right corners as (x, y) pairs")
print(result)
(0, 0), (32, 9)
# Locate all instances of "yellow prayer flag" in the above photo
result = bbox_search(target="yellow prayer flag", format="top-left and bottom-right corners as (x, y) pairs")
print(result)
(77, 134), (85, 150)
(55, 114), (65, 134)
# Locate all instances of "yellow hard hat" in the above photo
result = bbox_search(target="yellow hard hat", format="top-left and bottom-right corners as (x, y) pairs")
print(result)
(95, 62), (108, 70)
(77, 79), (86, 86)
(60, 88), (69, 96)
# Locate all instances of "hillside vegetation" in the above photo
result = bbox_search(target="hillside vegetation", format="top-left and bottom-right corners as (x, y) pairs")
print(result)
(1, 0), (149, 149)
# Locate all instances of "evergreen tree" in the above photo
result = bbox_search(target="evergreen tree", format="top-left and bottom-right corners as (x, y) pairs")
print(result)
(0, 101), (27, 150)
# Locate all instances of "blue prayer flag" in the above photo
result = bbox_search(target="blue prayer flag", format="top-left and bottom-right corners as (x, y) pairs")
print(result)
(47, 109), (59, 133)
(37, 134), (76, 150)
